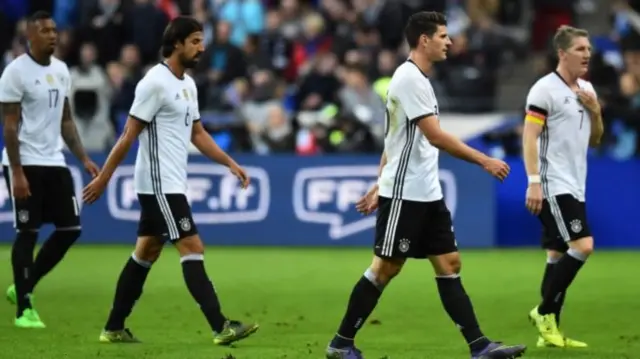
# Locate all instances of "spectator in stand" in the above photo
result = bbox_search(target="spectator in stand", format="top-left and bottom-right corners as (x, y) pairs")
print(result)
(194, 20), (247, 109)
(7, 0), (626, 157)
(69, 42), (114, 151)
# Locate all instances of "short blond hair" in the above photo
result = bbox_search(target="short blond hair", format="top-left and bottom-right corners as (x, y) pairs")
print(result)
(553, 25), (589, 51)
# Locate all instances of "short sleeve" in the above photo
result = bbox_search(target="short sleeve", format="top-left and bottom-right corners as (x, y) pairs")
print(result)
(396, 77), (435, 123)
(0, 64), (24, 103)
(525, 83), (552, 125)
(129, 77), (163, 123)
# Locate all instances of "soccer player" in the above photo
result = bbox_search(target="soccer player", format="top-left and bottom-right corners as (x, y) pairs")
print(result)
(0, 11), (100, 329)
(523, 25), (602, 348)
(325, 12), (527, 359)
(82, 17), (258, 344)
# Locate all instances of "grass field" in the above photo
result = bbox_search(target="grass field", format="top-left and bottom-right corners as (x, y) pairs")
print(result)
(0, 246), (638, 359)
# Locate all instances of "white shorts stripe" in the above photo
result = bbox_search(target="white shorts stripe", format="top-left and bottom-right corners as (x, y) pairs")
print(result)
(548, 196), (571, 242)
(381, 199), (403, 256)
(381, 120), (416, 256)
(155, 194), (180, 239)
(149, 121), (180, 240)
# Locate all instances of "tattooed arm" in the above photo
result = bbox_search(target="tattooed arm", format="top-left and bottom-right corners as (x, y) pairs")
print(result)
(1, 102), (23, 171)
(61, 98), (90, 162)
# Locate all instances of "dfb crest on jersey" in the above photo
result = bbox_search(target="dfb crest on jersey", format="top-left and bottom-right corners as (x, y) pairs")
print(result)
(398, 238), (410, 253)
(17, 210), (29, 223)
(179, 217), (191, 232)
(570, 219), (582, 233)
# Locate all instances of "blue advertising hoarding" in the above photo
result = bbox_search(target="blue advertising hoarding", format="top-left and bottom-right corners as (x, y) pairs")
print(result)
(0, 154), (496, 247)
(1, 153), (635, 248)
(497, 157), (640, 248)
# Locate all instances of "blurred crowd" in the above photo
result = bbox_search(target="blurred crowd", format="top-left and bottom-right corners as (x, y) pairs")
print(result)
(485, 0), (640, 159)
(0, 0), (639, 158)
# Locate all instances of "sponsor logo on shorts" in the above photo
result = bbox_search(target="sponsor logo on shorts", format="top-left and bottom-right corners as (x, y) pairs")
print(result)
(179, 217), (191, 232)
(398, 238), (410, 253)
(570, 219), (582, 233)
(17, 210), (29, 223)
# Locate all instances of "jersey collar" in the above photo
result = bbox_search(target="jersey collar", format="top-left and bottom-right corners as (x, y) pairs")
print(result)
(406, 59), (429, 79)
(26, 51), (51, 66)
(553, 70), (582, 90)
(160, 62), (184, 80)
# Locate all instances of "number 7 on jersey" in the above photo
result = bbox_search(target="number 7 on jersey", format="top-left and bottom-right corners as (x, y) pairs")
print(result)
(578, 109), (584, 129)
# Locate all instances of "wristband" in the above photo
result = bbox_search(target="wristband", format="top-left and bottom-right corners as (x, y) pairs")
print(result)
(528, 175), (541, 184)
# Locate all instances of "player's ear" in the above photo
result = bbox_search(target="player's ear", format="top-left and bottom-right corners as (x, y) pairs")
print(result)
(421, 34), (429, 47)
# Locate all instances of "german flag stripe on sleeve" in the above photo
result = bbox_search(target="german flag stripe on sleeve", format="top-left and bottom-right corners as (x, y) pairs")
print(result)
(525, 104), (547, 125)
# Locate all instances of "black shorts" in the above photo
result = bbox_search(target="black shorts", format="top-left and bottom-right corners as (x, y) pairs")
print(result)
(137, 193), (197, 242)
(374, 196), (458, 258)
(2, 165), (80, 230)
(538, 194), (591, 252)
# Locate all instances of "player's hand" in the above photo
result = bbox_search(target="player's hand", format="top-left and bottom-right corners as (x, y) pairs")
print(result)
(83, 159), (100, 178)
(230, 164), (250, 189)
(482, 157), (510, 182)
(82, 175), (108, 204)
(356, 184), (379, 215)
(577, 90), (600, 114)
(11, 170), (31, 200)
(525, 183), (544, 215)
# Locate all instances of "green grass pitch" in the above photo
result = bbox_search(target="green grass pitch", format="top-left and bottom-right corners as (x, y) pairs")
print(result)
(0, 246), (638, 358)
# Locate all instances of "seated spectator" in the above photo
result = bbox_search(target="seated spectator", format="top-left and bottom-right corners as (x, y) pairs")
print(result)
(69, 42), (114, 151)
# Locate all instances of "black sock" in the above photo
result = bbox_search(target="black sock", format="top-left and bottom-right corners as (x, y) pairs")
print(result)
(104, 255), (151, 331)
(539, 249), (585, 315)
(29, 229), (79, 292)
(181, 255), (227, 333)
(540, 260), (565, 326)
(540, 262), (555, 299)
(332, 269), (384, 348)
(436, 275), (490, 352)
(555, 292), (566, 327)
(12, 231), (38, 317)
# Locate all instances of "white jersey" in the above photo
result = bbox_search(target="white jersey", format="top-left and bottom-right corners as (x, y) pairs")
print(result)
(378, 60), (442, 202)
(130, 63), (200, 194)
(0, 54), (70, 167)
(525, 72), (595, 201)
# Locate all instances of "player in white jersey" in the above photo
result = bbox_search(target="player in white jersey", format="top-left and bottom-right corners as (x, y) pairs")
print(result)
(524, 25), (603, 349)
(326, 12), (526, 359)
(0, 11), (99, 329)
(82, 17), (258, 345)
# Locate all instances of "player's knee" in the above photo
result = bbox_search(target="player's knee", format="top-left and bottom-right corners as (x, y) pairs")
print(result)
(570, 236), (594, 257)
(174, 235), (204, 257)
(133, 247), (161, 263)
(370, 256), (405, 285)
(430, 252), (462, 276)
(134, 241), (163, 263)
(445, 256), (462, 275)
(546, 249), (564, 263)
(131, 251), (155, 268)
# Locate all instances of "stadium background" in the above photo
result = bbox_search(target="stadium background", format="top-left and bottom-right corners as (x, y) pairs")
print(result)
(0, 0), (638, 248)
(0, 1), (640, 358)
